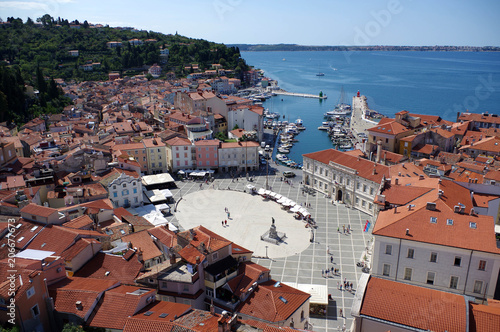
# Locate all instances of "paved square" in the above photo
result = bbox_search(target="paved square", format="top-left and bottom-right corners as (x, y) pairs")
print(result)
(166, 164), (374, 332)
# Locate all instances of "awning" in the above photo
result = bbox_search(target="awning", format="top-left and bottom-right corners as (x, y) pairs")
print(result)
(257, 188), (266, 195)
(277, 196), (287, 204)
(246, 184), (256, 190)
(264, 190), (272, 196)
(290, 205), (301, 213)
(275, 194), (282, 200)
(177, 170), (185, 174)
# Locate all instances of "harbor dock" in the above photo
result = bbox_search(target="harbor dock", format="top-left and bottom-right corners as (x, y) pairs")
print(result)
(274, 90), (328, 99)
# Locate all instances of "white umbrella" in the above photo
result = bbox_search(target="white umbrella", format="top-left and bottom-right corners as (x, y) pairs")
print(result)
(290, 205), (301, 213)
(257, 188), (266, 195)
(264, 190), (272, 196)
(277, 197), (288, 204)
(275, 194), (282, 200)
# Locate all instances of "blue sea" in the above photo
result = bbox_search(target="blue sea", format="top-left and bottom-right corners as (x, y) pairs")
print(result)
(241, 51), (500, 162)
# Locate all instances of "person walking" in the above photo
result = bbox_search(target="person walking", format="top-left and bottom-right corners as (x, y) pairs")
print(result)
(339, 309), (343, 317)
(330, 256), (333, 264)
(222, 220), (224, 226)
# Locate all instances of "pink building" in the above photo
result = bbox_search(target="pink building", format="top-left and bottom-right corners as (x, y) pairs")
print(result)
(165, 137), (195, 172)
(194, 139), (220, 170)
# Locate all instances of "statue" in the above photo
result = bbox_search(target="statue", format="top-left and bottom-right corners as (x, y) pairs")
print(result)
(272, 217), (275, 225)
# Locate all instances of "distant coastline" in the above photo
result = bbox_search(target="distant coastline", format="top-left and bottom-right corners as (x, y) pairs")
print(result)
(232, 44), (500, 52)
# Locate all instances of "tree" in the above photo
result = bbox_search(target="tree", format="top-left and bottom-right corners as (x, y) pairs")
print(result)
(61, 323), (84, 332)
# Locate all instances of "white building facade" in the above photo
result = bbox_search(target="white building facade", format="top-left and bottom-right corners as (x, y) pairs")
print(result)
(108, 173), (143, 208)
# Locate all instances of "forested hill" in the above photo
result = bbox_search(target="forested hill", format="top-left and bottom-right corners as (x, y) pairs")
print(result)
(0, 15), (248, 81)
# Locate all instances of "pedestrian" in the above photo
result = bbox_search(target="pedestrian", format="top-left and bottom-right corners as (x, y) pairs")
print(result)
(327, 246), (330, 255)
(339, 309), (343, 317)
(337, 226), (340, 233)
(340, 284), (342, 291)
(322, 269), (324, 278)
(222, 220), (224, 226)
(225, 220), (227, 226)
(228, 212), (230, 218)
(330, 256), (333, 263)
(350, 282), (353, 290)
(344, 277), (346, 284)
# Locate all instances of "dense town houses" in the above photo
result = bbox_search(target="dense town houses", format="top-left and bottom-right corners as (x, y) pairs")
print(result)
(0, 68), (500, 331)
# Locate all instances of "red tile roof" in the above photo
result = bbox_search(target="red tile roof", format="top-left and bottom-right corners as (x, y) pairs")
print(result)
(20, 203), (58, 218)
(61, 238), (100, 261)
(148, 225), (177, 248)
(473, 193), (499, 208)
(178, 225), (232, 253)
(367, 120), (408, 136)
(62, 215), (94, 229)
(74, 252), (143, 285)
(49, 277), (119, 319)
(236, 280), (310, 323)
(178, 244), (205, 265)
(121, 230), (163, 261)
(88, 285), (155, 330)
(25, 225), (80, 255)
(361, 276), (467, 332)
(373, 181), (500, 254)
(303, 149), (389, 183)
(126, 300), (191, 325)
(470, 303), (500, 332)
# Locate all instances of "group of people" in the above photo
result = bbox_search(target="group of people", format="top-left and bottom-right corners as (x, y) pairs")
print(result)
(338, 279), (354, 292)
(337, 224), (351, 235)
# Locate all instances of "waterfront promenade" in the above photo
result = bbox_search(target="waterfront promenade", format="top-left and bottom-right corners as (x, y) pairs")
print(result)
(166, 163), (374, 332)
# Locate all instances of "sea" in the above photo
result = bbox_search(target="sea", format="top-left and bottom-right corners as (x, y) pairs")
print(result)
(241, 51), (500, 163)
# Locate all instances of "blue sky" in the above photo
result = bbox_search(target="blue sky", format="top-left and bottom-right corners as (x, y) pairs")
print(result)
(1, 0), (499, 46)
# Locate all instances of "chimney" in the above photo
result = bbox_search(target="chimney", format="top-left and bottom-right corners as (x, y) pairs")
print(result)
(470, 208), (475, 216)
(376, 140), (382, 163)
(170, 253), (176, 264)
(136, 248), (143, 263)
(76, 301), (83, 311)
(405, 228), (410, 236)
(196, 256), (200, 264)
(395, 178), (399, 185)
(394, 206), (398, 214)
(372, 164), (377, 175)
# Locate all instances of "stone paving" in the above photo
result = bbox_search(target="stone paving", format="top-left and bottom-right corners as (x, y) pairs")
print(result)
(165, 161), (374, 332)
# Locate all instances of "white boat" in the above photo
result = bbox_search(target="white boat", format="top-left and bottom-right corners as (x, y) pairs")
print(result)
(278, 147), (290, 154)
(295, 118), (303, 126)
(318, 126), (330, 131)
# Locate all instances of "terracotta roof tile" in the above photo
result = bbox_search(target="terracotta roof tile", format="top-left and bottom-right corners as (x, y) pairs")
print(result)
(148, 225), (177, 248)
(20, 203), (58, 218)
(62, 215), (94, 229)
(74, 252), (143, 285)
(121, 230), (163, 261)
(470, 303), (500, 332)
(49, 277), (119, 319)
(303, 149), (389, 183)
(25, 225), (80, 255)
(373, 181), (500, 254)
(61, 238), (100, 261)
(236, 280), (310, 323)
(88, 285), (155, 330)
(361, 276), (467, 332)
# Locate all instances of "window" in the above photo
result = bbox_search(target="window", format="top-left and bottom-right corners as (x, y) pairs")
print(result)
(31, 304), (40, 318)
(362, 200), (366, 207)
(325, 170), (328, 177)
(113, 192), (118, 198)
(454, 256), (461, 267)
(470, 222), (477, 229)
(113, 185), (116, 190)
(385, 245), (392, 255)
(120, 229), (126, 235)
(212, 252), (218, 261)
(450, 276), (459, 289)
(430, 217), (437, 223)
(356, 197), (359, 204)
(370, 187), (374, 195)
(143, 157), (146, 161)
(382, 264), (390, 276)
(473, 280), (483, 294)
(478, 260), (486, 271)
(122, 183), (127, 188)
(426, 272), (435, 285)
(133, 188), (137, 194)
(363, 184), (367, 192)
(152, 163), (155, 167)
(446, 219), (454, 226)
(404, 268), (412, 281)
(407, 248), (414, 259)
(26, 287), (35, 299)
(346, 179), (350, 186)
(132, 182), (136, 186)
(430, 252), (437, 263)
(134, 197), (138, 203)
(159, 162), (162, 167)
(357, 183), (360, 190)
(183, 284), (189, 292)
(122, 189), (129, 196)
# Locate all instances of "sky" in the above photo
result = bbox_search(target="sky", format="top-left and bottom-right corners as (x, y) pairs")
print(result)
(1, 0), (499, 46)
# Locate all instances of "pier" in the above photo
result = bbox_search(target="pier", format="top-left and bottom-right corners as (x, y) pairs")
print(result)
(274, 90), (328, 100)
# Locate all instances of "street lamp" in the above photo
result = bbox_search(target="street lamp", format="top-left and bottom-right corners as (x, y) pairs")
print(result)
(265, 245), (268, 258)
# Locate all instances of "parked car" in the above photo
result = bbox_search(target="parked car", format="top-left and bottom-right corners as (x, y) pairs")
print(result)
(283, 171), (296, 178)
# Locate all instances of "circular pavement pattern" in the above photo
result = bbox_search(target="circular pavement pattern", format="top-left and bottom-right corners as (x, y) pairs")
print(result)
(175, 189), (311, 259)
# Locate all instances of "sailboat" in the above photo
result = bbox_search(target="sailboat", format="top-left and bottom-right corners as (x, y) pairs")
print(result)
(324, 87), (352, 117)
(316, 64), (325, 76)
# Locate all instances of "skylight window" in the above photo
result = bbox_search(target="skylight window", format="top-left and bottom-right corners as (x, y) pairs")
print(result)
(30, 226), (39, 232)
(446, 219), (454, 226)
(430, 217), (437, 224)
(144, 311), (153, 316)
(469, 222), (477, 229)
(279, 296), (288, 304)
(159, 313), (168, 318)
(17, 236), (25, 243)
